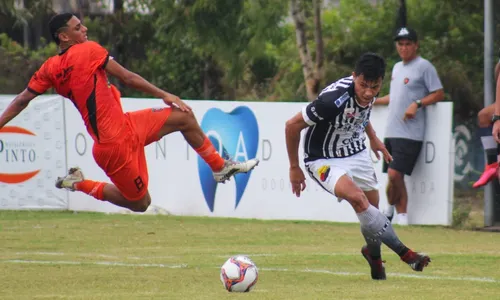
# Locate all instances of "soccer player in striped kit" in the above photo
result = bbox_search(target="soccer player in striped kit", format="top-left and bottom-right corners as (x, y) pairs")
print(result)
(285, 52), (430, 280)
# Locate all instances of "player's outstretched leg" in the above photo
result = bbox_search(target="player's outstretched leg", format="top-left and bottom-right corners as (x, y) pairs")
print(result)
(193, 135), (259, 183)
(55, 167), (86, 191)
(55, 167), (151, 212)
(360, 190), (385, 280)
(360, 228), (386, 280)
(335, 175), (431, 276)
(157, 108), (259, 183)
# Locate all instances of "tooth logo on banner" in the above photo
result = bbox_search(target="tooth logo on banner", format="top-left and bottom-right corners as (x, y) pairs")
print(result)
(198, 106), (259, 212)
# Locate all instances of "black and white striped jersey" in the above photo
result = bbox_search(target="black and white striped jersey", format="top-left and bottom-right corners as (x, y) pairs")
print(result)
(301, 76), (373, 162)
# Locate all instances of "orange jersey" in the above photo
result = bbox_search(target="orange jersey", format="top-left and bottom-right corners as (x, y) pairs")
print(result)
(28, 41), (126, 143)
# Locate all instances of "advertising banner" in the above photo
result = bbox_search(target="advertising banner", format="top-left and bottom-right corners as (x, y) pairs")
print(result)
(0, 95), (68, 209)
(64, 99), (454, 225)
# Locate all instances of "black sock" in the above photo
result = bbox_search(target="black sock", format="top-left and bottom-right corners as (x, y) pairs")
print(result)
(486, 148), (498, 165)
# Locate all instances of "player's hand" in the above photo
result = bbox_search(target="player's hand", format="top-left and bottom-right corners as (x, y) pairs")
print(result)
(163, 93), (192, 112)
(289, 166), (306, 197)
(370, 137), (393, 164)
(493, 120), (500, 144)
(403, 102), (418, 121)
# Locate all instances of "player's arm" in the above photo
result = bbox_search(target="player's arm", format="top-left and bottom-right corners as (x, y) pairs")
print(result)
(365, 121), (392, 163)
(286, 92), (343, 168)
(374, 94), (389, 105)
(493, 63), (500, 135)
(365, 121), (377, 140)
(105, 59), (191, 112)
(495, 60), (500, 115)
(285, 111), (309, 197)
(285, 92), (343, 196)
(0, 59), (51, 130)
(285, 112), (309, 169)
(0, 89), (38, 129)
(493, 68), (500, 143)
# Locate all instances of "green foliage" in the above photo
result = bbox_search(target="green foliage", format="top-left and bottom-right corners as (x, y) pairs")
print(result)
(149, 0), (288, 100)
(264, 0), (495, 115)
(405, 0), (486, 119)
(0, 0), (498, 118)
(0, 33), (57, 94)
(452, 194), (473, 228)
(83, 13), (156, 97)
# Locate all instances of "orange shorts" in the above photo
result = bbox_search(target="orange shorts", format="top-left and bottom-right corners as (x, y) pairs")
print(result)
(92, 107), (171, 201)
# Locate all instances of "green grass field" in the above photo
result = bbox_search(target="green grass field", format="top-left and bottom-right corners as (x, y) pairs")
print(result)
(1, 210), (499, 300)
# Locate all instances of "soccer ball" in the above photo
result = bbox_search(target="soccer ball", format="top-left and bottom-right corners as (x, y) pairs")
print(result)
(220, 255), (258, 292)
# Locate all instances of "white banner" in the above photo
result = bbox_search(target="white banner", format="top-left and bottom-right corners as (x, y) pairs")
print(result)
(369, 103), (455, 225)
(64, 99), (454, 225)
(0, 95), (68, 209)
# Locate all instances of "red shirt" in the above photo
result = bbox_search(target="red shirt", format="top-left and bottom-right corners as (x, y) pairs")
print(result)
(28, 41), (126, 143)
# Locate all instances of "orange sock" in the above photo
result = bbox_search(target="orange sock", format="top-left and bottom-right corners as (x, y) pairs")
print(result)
(74, 180), (106, 200)
(195, 137), (225, 171)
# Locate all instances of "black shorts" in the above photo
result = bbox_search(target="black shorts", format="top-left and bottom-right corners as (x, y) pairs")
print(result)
(382, 138), (423, 176)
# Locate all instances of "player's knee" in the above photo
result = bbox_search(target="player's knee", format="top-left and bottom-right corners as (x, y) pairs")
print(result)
(129, 195), (151, 212)
(478, 109), (492, 128)
(346, 189), (369, 211)
(177, 109), (197, 130)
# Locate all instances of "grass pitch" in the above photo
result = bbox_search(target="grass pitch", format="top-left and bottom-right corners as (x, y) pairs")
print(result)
(0, 211), (499, 299)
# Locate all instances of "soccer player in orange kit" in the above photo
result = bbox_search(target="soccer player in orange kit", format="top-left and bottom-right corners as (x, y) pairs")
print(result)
(0, 13), (258, 212)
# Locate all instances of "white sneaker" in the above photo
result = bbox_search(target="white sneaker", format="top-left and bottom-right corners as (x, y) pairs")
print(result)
(213, 159), (259, 183)
(55, 167), (84, 191)
(397, 213), (409, 226)
(384, 205), (395, 222)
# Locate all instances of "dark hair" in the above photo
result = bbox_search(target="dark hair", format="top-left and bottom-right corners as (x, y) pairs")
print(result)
(354, 52), (386, 81)
(49, 13), (74, 45)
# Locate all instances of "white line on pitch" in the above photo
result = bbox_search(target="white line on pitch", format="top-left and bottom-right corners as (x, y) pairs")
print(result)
(2, 259), (498, 283)
(12, 251), (500, 260)
(261, 268), (498, 283)
(13, 252), (177, 260)
(14, 252), (119, 259)
(217, 252), (500, 258)
(4, 260), (187, 269)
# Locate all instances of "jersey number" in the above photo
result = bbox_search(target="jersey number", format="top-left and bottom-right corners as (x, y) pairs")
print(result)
(134, 176), (144, 192)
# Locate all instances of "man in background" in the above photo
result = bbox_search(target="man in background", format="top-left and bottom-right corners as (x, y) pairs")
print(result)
(375, 27), (444, 225)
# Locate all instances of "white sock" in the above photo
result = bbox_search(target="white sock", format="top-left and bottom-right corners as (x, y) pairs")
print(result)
(384, 205), (394, 216)
(481, 135), (497, 151)
(398, 213), (408, 225)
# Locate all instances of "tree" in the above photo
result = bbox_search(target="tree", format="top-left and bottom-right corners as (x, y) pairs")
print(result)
(150, 0), (287, 100)
(0, 0), (53, 49)
(290, 0), (324, 101)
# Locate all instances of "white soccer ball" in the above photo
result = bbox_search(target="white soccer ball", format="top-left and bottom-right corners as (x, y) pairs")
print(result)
(220, 255), (259, 292)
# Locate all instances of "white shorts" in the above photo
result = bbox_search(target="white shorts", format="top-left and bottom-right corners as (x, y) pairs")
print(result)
(305, 149), (378, 197)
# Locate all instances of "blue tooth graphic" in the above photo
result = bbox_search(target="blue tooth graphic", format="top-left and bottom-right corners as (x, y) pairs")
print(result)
(198, 106), (259, 212)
